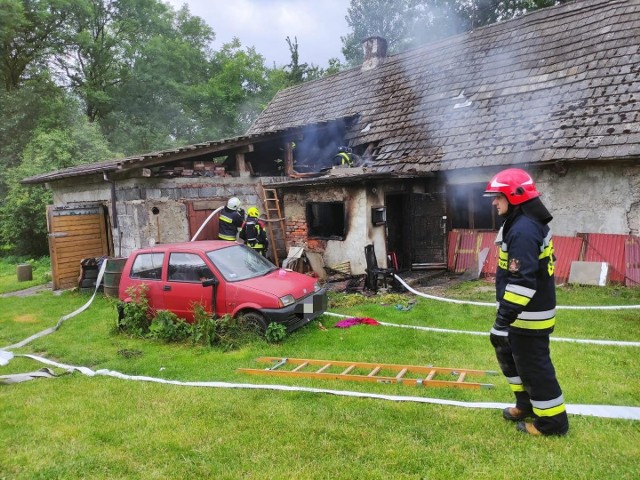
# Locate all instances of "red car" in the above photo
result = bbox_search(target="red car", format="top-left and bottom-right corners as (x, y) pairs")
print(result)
(118, 241), (327, 333)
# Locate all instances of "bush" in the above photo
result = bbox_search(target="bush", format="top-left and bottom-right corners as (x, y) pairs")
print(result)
(209, 314), (261, 352)
(149, 310), (191, 342)
(116, 298), (269, 350)
(265, 322), (287, 343)
(117, 284), (151, 336)
(191, 303), (218, 347)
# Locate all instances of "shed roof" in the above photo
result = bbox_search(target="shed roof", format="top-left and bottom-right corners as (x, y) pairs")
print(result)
(20, 126), (298, 185)
(247, 0), (640, 175)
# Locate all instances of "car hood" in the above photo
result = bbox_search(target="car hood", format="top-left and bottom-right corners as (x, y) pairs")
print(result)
(240, 268), (316, 299)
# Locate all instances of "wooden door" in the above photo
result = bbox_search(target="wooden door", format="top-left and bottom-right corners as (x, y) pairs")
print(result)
(48, 205), (110, 289)
(409, 193), (447, 267)
(187, 201), (220, 241)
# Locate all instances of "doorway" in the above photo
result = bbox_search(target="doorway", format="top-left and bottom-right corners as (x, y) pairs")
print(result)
(385, 192), (446, 270)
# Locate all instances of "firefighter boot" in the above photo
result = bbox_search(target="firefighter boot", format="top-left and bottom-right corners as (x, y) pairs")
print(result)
(516, 422), (542, 436)
(502, 407), (534, 422)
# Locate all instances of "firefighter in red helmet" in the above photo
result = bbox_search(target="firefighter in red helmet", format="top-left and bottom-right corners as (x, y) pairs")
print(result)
(484, 168), (569, 436)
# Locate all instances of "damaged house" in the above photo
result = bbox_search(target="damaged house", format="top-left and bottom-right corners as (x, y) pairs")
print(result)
(23, 0), (640, 289)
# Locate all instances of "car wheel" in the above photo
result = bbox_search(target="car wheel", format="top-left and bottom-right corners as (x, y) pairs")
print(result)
(241, 311), (268, 334)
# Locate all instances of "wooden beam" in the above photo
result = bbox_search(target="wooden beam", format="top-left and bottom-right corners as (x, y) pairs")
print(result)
(235, 152), (250, 177)
(284, 141), (294, 176)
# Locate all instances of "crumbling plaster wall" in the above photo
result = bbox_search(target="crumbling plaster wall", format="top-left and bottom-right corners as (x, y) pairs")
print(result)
(50, 174), (268, 258)
(537, 164), (640, 236)
(447, 165), (639, 237)
(283, 184), (385, 275)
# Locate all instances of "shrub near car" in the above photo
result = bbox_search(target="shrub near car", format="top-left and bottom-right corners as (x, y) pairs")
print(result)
(118, 241), (327, 333)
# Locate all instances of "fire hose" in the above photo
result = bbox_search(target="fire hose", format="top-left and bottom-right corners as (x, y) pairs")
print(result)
(1, 269), (639, 420)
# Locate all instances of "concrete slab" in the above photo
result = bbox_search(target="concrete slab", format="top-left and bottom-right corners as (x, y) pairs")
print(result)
(568, 261), (609, 286)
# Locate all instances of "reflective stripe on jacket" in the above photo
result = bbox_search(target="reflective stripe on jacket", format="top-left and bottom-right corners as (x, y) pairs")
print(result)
(240, 218), (268, 250)
(334, 152), (353, 166)
(218, 207), (243, 241)
(495, 211), (556, 336)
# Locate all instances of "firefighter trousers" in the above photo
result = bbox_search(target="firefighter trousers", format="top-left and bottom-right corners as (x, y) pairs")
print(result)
(491, 332), (569, 435)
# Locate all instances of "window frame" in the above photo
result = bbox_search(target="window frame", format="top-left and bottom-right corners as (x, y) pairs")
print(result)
(305, 201), (347, 240)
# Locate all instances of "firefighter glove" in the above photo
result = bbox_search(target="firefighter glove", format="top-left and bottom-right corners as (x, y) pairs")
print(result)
(490, 331), (510, 350)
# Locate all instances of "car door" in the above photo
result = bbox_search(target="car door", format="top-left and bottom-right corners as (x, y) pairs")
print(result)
(123, 252), (166, 313)
(163, 251), (221, 321)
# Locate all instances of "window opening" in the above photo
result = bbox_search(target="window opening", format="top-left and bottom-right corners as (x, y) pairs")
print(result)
(306, 202), (346, 239)
(130, 253), (164, 280)
(448, 183), (497, 229)
(168, 252), (213, 282)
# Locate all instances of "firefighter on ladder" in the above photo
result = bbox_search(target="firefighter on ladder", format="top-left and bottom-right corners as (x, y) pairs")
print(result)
(218, 197), (245, 241)
(240, 207), (269, 257)
(483, 168), (569, 436)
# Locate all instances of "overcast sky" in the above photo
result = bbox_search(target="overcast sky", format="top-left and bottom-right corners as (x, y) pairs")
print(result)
(165, 0), (351, 67)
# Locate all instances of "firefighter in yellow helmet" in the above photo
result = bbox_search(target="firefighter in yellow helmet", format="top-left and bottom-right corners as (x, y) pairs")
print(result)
(239, 207), (269, 256)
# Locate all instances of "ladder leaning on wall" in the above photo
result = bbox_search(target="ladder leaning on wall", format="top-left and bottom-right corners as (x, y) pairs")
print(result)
(258, 183), (288, 266)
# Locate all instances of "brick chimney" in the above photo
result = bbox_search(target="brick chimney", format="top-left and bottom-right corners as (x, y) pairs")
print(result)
(361, 36), (387, 71)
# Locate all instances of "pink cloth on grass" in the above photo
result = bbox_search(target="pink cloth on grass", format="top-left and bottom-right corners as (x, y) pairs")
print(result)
(334, 317), (380, 328)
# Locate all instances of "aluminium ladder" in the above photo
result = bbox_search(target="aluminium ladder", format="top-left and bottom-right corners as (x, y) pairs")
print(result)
(238, 357), (497, 390)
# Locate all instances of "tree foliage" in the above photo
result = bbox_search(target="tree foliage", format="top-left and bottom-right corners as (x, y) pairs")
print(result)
(342, 0), (568, 66)
(0, 0), (346, 256)
(0, 94), (115, 255)
(0, 0), (71, 91)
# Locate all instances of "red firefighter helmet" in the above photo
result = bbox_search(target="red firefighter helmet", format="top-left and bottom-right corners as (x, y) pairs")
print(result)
(484, 168), (540, 205)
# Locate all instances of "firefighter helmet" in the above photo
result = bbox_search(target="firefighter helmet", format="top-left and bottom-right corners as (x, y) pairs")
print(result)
(484, 168), (540, 205)
(226, 197), (241, 210)
(247, 207), (260, 218)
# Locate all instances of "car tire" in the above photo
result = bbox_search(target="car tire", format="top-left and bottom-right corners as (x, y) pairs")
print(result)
(241, 311), (267, 334)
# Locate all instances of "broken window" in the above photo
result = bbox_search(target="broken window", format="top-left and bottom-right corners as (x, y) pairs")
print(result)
(448, 184), (497, 230)
(306, 202), (346, 239)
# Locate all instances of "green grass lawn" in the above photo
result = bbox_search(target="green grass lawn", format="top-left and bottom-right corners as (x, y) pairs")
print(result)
(1, 262), (639, 479)
(0, 256), (51, 294)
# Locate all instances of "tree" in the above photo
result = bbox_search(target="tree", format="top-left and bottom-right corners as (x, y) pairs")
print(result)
(0, 0), (70, 91)
(100, 4), (215, 153)
(54, 0), (174, 122)
(342, 0), (416, 67)
(0, 97), (115, 255)
(342, 0), (570, 66)
(0, 71), (73, 197)
(185, 38), (283, 139)
(283, 36), (326, 85)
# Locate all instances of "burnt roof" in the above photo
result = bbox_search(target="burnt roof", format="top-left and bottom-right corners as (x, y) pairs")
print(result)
(247, 0), (640, 174)
(23, 0), (639, 187)
(20, 133), (264, 185)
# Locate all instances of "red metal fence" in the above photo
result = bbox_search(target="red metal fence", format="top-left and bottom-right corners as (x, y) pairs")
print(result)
(447, 229), (640, 286)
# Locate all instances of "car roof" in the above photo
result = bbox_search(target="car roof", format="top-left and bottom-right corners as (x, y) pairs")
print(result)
(134, 240), (237, 254)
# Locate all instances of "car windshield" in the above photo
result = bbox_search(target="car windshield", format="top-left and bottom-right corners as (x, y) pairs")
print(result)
(206, 244), (277, 281)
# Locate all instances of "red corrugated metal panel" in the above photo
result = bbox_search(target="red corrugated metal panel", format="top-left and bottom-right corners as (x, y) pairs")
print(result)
(552, 236), (583, 284)
(625, 236), (640, 287)
(455, 230), (479, 273)
(446, 230), (638, 288)
(582, 233), (627, 284)
(447, 231), (460, 271)
(479, 231), (498, 277)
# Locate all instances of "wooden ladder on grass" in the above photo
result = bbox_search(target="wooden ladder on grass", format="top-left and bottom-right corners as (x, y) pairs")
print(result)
(238, 357), (497, 390)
